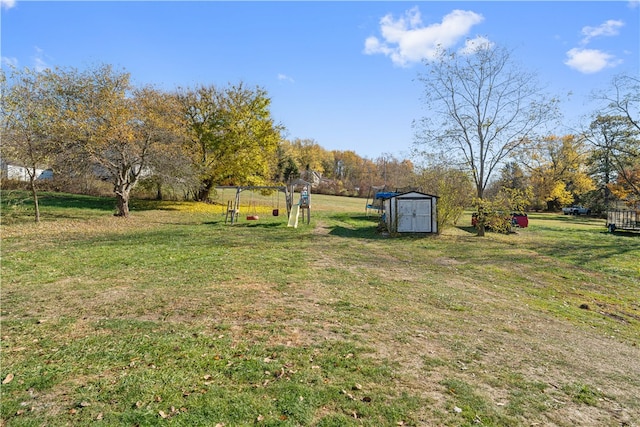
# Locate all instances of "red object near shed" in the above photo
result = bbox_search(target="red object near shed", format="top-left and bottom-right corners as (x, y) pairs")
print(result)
(471, 213), (528, 228)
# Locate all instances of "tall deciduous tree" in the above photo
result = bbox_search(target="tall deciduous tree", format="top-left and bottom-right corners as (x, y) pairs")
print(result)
(497, 162), (528, 193)
(49, 65), (185, 217)
(374, 155), (415, 190)
(178, 83), (283, 201)
(585, 115), (640, 208)
(330, 150), (364, 189)
(589, 74), (640, 208)
(286, 138), (333, 176)
(0, 67), (56, 222)
(597, 74), (639, 132)
(522, 135), (595, 211)
(414, 43), (557, 234)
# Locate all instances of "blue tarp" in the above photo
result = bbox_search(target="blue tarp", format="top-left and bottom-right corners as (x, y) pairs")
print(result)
(375, 192), (399, 200)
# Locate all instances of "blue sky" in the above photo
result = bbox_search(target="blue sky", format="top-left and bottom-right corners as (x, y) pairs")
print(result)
(1, 1), (639, 160)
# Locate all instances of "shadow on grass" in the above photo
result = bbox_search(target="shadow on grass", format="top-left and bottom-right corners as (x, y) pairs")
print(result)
(531, 213), (600, 224)
(325, 212), (383, 239)
(607, 230), (640, 238)
(236, 222), (283, 228)
(328, 225), (381, 239)
(326, 213), (443, 240)
(456, 225), (479, 235)
(35, 193), (166, 213)
(38, 193), (118, 211)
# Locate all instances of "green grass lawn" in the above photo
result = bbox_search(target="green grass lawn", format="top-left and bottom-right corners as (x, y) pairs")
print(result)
(1, 191), (639, 426)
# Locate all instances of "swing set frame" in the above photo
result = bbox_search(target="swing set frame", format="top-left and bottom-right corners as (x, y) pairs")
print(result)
(217, 180), (312, 225)
(217, 185), (289, 225)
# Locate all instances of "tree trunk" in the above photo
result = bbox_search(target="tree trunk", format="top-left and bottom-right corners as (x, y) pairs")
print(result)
(29, 178), (40, 223)
(197, 178), (214, 202)
(115, 189), (131, 217)
(476, 190), (485, 237)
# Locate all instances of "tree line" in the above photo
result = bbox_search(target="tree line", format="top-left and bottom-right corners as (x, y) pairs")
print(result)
(2, 65), (286, 218)
(1, 42), (638, 231)
(0, 64), (422, 220)
(413, 42), (638, 235)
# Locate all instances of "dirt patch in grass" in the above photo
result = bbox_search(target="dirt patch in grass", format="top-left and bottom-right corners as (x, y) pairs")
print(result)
(311, 220), (332, 236)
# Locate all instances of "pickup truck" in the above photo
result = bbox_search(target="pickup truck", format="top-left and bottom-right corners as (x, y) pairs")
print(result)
(562, 206), (591, 215)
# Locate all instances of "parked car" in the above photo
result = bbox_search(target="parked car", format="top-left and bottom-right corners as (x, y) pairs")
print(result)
(562, 206), (591, 215)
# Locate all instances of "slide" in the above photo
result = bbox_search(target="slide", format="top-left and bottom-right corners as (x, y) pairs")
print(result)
(287, 204), (300, 228)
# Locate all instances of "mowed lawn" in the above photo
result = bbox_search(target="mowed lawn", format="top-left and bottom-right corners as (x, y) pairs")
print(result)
(1, 191), (639, 426)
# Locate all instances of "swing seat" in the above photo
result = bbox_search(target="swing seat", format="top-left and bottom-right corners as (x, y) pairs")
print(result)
(246, 215), (259, 221)
(272, 209), (279, 216)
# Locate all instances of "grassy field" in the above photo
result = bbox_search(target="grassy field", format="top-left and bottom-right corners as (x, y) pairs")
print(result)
(1, 190), (639, 426)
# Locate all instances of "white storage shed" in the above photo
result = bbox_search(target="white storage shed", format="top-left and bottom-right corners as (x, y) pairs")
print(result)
(383, 191), (438, 234)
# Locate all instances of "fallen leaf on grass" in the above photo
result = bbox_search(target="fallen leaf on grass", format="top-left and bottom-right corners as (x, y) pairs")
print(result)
(341, 390), (356, 400)
(159, 410), (168, 419)
(2, 373), (14, 384)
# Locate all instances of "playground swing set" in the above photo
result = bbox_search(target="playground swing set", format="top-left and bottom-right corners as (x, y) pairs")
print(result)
(219, 179), (311, 228)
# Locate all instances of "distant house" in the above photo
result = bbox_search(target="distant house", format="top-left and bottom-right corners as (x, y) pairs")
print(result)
(0, 159), (52, 181)
(300, 170), (334, 188)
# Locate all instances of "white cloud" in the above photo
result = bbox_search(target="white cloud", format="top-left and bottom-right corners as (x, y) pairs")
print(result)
(0, 0), (16, 10)
(277, 73), (295, 83)
(364, 7), (484, 67)
(580, 19), (624, 44)
(564, 48), (622, 74)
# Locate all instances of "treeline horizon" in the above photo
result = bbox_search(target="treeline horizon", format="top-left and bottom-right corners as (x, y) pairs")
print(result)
(1, 59), (638, 225)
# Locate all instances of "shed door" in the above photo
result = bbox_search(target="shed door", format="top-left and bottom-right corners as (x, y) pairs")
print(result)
(397, 199), (432, 232)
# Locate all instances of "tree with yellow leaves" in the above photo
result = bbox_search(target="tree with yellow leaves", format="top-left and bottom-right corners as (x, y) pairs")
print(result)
(521, 134), (595, 211)
(48, 65), (186, 217)
(178, 83), (283, 201)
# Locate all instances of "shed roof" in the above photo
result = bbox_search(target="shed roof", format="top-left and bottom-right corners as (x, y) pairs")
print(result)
(381, 191), (439, 200)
